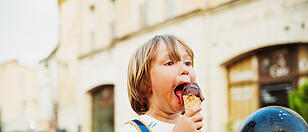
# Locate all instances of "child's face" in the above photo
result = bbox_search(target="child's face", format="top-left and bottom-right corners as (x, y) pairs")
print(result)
(149, 40), (196, 113)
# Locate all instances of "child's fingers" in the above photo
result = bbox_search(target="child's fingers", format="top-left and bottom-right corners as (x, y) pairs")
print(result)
(194, 122), (203, 131)
(192, 113), (203, 122)
(184, 105), (202, 117)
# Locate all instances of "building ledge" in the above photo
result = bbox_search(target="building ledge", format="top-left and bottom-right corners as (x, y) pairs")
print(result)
(78, 8), (205, 59)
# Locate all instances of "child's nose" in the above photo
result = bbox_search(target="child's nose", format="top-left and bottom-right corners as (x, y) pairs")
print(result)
(181, 71), (188, 75)
(180, 64), (189, 76)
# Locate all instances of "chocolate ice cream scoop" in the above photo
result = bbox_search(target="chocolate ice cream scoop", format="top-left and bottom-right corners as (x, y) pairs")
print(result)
(183, 83), (205, 101)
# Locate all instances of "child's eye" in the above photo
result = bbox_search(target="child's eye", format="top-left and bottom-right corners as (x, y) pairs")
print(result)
(184, 61), (191, 66)
(165, 61), (174, 66)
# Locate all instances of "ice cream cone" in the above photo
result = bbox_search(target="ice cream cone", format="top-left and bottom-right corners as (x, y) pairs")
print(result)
(183, 95), (202, 112)
(174, 82), (204, 112)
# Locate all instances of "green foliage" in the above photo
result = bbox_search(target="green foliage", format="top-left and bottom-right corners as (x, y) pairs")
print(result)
(226, 120), (234, 132)
(0, 121), (2, 132)
(288, 81), (308, 122)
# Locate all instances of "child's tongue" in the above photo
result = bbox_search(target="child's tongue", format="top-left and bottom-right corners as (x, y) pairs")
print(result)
(175, 90), (184, 106)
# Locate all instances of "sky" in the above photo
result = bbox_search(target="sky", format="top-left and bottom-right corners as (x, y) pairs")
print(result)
(0, 0), (59, 67)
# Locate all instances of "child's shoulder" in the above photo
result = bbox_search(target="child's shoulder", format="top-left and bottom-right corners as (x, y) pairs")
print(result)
(119, 115), (175, 132)
(118, 115), (148, 132)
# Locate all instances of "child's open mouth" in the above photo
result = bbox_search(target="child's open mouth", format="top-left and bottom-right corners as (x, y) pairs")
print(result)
(174, 82), (187, 106)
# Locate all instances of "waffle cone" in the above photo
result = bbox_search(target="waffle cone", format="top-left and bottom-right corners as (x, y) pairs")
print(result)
(183, 95), (202, 112)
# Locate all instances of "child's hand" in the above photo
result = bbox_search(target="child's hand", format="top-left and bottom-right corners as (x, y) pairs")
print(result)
(172, 106), (203, 132)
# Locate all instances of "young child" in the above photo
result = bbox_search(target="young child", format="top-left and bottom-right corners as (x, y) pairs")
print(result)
(120, 34), (204, 132)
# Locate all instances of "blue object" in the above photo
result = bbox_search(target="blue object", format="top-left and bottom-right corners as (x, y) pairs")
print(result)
(125, 119), (152, 132)
(239, 106), (308, 132)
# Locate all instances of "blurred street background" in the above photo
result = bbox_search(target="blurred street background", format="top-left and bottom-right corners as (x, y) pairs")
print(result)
(0, 0), (308, 132)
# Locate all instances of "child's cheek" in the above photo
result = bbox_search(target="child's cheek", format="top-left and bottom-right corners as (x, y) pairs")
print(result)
(190, 69), (196, 81)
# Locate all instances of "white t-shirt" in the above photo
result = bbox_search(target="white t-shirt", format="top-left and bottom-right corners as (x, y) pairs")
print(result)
(118, 115), (175, 132)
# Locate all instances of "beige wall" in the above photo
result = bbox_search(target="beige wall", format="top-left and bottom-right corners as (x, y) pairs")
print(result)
(53, 0), (308, 132)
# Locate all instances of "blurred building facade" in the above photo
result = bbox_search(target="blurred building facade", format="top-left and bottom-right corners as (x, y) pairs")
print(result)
(0, 60), (42, 131)
(42, 0), (308, 132)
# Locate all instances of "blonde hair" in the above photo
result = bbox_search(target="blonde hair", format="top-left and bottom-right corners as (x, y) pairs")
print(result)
(127, 34), (194, 115)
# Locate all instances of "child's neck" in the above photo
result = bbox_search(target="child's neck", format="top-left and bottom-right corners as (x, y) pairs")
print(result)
(145, 107), (181, 124)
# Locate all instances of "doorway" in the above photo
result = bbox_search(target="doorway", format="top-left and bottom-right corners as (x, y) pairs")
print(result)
(90, 85), (114, 132)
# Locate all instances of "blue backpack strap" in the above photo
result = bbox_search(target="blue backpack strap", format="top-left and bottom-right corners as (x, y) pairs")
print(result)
(125, 119), (152, 132)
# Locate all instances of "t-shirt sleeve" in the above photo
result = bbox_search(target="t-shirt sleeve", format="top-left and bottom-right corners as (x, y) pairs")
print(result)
(118, 123), (139, 132)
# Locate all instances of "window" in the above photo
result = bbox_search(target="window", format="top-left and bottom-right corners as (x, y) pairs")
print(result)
(139, 1), (148, 27)
(90, 31), (95, 50)
(261, 83), (292, 107)
(91, 85), (114, 132)
(167, 0), (176, 18)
